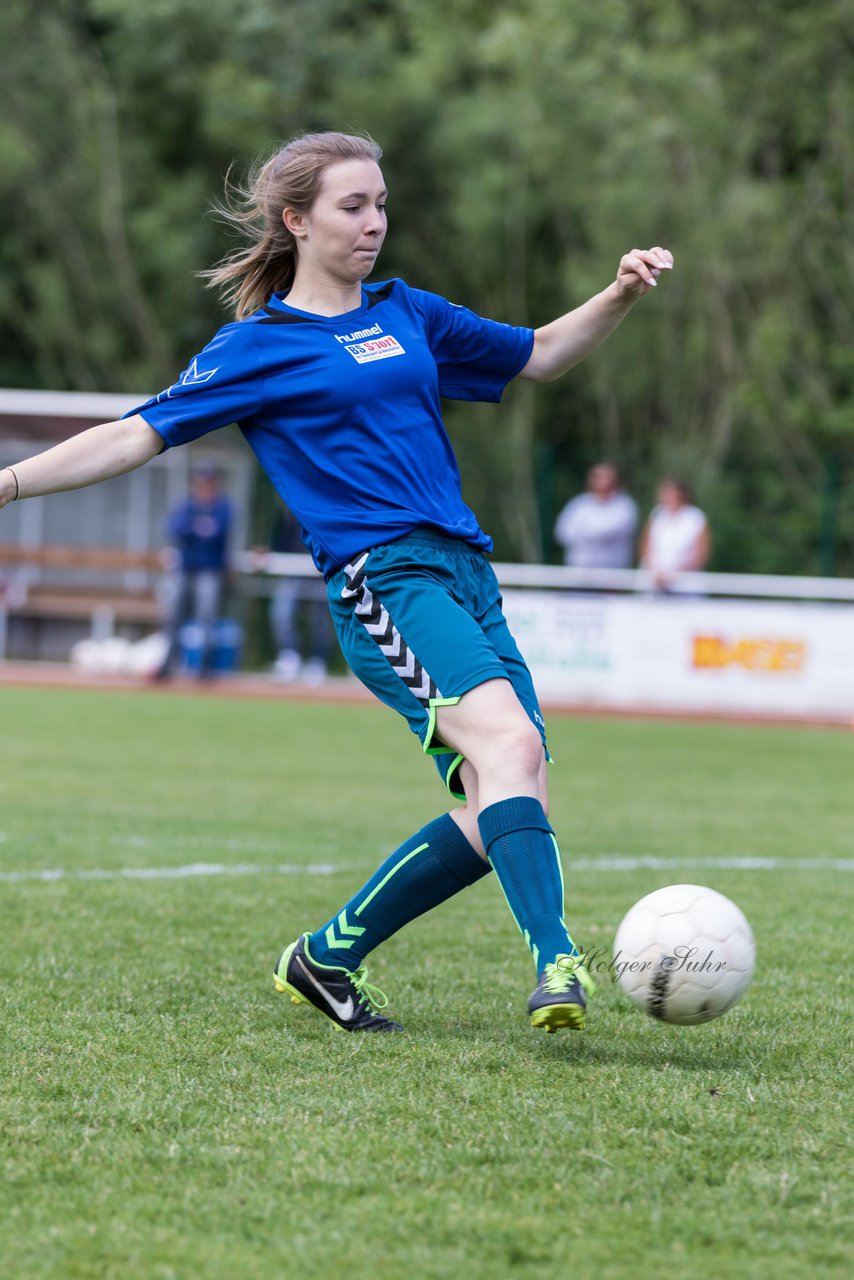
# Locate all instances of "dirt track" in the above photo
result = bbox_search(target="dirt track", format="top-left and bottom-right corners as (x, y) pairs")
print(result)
(0, 659), (849, 731)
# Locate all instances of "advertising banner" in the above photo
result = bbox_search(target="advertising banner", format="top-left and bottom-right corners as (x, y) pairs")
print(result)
(501, 591), (854, 719)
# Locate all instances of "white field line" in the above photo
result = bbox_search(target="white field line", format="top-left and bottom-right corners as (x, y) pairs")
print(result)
(0, 862), (343, 883)
(571, 855), (854, 872)
(0, 855), (852, 884)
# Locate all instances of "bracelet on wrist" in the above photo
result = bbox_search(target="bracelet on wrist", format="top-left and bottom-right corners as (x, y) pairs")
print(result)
(6, 466), (20, 500)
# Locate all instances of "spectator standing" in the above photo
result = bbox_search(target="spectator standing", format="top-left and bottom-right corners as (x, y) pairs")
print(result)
(267, 504), (333, 683)
(553, 462), (638, 568)
(156, 461), (232, 679)
(640, 475), (710, 592)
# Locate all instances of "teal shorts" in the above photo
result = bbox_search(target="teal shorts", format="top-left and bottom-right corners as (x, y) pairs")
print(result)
(327, 528), (547, 801)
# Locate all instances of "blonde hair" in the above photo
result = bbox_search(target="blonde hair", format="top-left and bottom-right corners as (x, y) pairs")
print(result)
(202, 131), (383, 319)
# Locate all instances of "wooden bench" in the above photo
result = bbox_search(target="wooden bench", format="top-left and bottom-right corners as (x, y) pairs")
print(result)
(0, 544), (163, 657)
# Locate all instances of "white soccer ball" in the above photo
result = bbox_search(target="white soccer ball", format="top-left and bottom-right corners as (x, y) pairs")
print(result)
(613, 884), (756, 1025)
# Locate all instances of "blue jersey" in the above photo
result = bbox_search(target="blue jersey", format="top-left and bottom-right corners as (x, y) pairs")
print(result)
(127, 279), (533, 575)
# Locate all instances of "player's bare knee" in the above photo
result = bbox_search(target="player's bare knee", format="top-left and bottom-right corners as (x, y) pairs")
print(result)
(468, 717), (544, 789)
(506, 717), (547, 778)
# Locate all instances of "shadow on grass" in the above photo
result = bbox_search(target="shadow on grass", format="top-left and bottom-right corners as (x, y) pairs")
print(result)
(418, 1002), (774, 1076)
(229, 974), (778, 1081)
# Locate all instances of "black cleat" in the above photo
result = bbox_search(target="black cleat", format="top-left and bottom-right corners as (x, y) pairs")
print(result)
(273, 934), (404, 1033)
(528, 954), (596, 1033)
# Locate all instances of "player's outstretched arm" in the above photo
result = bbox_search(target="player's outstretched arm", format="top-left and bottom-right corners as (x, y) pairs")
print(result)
(518, 247), (674, 384)
(0, 415), (163, 509)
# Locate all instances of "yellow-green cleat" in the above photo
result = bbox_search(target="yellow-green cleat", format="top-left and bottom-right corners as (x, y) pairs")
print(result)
(528, 954), (596, 1033)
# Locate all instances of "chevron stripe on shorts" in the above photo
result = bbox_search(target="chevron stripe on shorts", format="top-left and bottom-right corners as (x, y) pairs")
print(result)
(341, 554), (440, 707)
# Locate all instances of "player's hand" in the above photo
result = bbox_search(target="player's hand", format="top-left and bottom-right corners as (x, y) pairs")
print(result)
(615, 247), (674, 299)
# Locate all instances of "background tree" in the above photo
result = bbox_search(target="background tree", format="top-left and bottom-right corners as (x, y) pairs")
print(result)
(0, 0), (851, 571)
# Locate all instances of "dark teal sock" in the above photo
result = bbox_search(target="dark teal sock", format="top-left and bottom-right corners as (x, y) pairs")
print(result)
(478, 796), (577, 973)
(307, 813), (490, 971)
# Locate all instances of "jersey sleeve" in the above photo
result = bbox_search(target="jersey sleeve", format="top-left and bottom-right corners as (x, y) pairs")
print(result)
(411, 288), (534, 403)
(122, 321), (264, 447)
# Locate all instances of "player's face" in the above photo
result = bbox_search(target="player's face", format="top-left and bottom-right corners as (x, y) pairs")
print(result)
(288, 159), (388, 285)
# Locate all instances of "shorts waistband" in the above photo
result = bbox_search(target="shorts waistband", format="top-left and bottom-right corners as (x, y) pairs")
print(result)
(387, 527), (486, 554)
(333, 527), (489, 573)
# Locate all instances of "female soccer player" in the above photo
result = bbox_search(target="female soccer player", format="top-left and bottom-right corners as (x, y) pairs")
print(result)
(0, 131), (673, 1033)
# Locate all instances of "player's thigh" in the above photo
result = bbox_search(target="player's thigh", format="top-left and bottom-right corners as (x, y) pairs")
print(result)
(436, 561), (552, 802)
(434, 679), (544, 777)
(327, 545), (508, 744)
(327, 536), (549, 805)
(476, 574), (547, 748)
(442, 701), (550, 836)
(434, 556), (549, 758)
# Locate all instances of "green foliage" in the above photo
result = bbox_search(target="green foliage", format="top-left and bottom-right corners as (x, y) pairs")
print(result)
(1, 687), (853, 1278)
(0, 0), (851, 569)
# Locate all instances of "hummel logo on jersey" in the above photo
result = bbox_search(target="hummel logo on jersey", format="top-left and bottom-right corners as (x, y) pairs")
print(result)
(334, 323), (383, 344)
(345, 335), (405, 364)
(296, 956), (356, 1021)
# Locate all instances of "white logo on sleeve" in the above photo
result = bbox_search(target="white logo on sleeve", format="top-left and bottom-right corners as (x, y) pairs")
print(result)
(158, 357), (220, 401)
(181, 357), (219, 385)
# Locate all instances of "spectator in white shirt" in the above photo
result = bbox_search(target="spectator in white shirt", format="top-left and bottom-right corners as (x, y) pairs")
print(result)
(553, 462), (638, 569)
(640, 476), (710, 591)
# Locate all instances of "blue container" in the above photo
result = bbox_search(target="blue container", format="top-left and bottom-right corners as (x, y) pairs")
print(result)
(180, 618), (243, 674)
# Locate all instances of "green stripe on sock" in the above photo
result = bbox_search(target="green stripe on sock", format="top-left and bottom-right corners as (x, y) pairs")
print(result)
(550, 833), (565, 900)
(354, 843), (429, 916)
(307, 815), (489, 971)
(480, 797), (575, 973)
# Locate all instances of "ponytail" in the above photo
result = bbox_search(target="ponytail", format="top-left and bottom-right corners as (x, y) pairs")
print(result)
(201, 131), (383, 320)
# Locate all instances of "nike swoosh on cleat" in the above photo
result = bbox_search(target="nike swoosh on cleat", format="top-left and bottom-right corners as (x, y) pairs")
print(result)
(296, 956), (356, 1021)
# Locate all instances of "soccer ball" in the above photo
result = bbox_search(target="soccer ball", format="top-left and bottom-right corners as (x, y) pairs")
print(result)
(612, 884), (756, 1025)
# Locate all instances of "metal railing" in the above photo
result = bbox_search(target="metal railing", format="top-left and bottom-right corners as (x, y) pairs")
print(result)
(234, 552), (854, 603)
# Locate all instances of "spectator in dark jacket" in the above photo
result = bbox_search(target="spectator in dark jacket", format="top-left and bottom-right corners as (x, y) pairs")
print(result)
(156, 461), (232, 679)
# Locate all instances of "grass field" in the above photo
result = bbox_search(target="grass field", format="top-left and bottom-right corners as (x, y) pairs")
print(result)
(1, 685), (852, 1280)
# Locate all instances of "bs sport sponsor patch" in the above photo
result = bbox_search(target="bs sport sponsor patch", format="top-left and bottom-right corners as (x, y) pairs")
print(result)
(344, 334), (406, 364)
